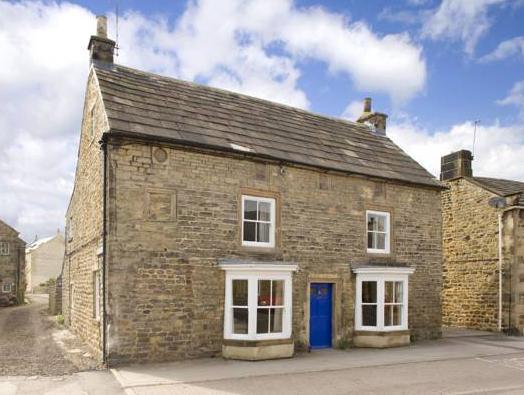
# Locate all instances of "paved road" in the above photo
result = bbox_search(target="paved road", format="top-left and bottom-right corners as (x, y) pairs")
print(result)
(0, 295), (124, 394)
(0, 294), (80, 376)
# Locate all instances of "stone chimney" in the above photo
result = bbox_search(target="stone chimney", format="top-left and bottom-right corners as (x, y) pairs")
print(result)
(440, 150), (473, 181)
(87, 15), (115, 64)
(356, 97), (388, 135)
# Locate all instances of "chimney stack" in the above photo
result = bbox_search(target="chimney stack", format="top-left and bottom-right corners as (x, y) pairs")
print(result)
(440, 150), (473, 181)
(356, 97), (388, 135)
(88, 15), (115, 64)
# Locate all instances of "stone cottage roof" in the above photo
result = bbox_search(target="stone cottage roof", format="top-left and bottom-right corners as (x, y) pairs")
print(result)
(469, 177), (524, 206)
(470, 177), (524, 197)
(94, 63), (440, 188)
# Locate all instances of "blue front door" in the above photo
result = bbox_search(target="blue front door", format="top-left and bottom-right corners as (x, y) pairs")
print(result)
(309, 283), (333, 349)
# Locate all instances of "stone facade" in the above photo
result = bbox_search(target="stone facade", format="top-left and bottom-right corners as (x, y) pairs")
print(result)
(0, 220), (26, 306)
(62, 70), (107, 359)
(63, 61), (442, 366)
(442, 177), (524, 333)
(25, 233), (65, 293)
(97, 137), (441, 365)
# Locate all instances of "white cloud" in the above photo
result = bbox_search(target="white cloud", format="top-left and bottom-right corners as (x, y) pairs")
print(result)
(421, 0), (507, 55)
(0, 0), (428, 239)
(480, 36), (524, 62)
(113, 0), (426, 105)
(497, 80), (524, 118)
(341, 100), (365, 121)
(0, 1), (93, 241)
(389, 117), (524, 181)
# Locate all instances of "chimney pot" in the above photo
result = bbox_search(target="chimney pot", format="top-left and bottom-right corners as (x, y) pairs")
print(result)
(96, 15), (108, 38)
(440, 150), (473, 181)
(356, 97), (388, 135)
(88, 15), (115, 64)
(363, 97), (372, 113)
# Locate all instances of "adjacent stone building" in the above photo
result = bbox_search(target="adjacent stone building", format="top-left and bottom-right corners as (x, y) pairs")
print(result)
(63, 17), (443, 365)
(441, 150), (524, 334)
(0, 219), (26, 306)
(25, 231), (65, 293)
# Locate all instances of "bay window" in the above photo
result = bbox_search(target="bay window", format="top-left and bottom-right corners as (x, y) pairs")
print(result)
(354, 267), (414, 331)
(221, 263), (297, 340)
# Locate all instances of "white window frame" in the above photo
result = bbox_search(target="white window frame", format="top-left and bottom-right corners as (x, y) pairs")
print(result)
(221, 264), (297, 341)
(0, 242), (9, 255)
(366, 210), (390, 254)
(353, 267), (414, 332)
(2, 283), (12, 293)
(241, 195), (276, 248)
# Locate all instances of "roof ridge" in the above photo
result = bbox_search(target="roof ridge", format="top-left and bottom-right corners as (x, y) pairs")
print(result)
(95, 63), (374, 133)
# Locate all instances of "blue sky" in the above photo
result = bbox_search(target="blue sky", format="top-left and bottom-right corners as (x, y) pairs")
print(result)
(69, 0), (524, 129)
(1, 0), (524, 240)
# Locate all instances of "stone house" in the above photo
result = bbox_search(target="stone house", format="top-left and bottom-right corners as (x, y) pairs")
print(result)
(441, 150), (524, 334)
(25, 231), (65, 293)
(63, 17), (443, 365)
(0, 219), (26, 306)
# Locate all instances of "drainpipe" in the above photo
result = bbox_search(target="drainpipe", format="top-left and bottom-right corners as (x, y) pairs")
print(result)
(100, 135), (108, 365)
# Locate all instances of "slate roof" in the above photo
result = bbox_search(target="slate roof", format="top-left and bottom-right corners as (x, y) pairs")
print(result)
(470, 177), (524, 206)
(94, 63), (440, 188)
(471, 177), (524, 197)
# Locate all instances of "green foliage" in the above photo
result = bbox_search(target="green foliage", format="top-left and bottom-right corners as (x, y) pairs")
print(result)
(56, 314), (65, 325)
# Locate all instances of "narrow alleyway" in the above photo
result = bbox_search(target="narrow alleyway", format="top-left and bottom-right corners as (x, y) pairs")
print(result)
(0, 294), (98, 376)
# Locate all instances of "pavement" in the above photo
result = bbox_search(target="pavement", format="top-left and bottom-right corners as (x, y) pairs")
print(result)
(110, 332), (524, 395)
(2, 306), (524, 395)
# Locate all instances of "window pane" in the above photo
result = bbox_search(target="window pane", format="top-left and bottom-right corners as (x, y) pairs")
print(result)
(258, 201), (271, 221)
(367, 215), (376, 231)
(385, 305), (392, 326)
(272, 280), (284, 306)
(385, 282), (393, 303)
(233, 308), (248, 334)
(258, 280), (271, 306)
(270, 308), (283, 333)
(232, 280), (248, 306)
(257, 308), (269, 334)
(362, 305), (377, 326)
(243, 221), (256, 242)
(367, 232), (373, 249)
(376, 233), (386, 250)
(394, 282), (403, 303)
(393, 305), (402, 326)
(362, 281), (377, 303)
(377, 215), (386, 232)
(257, 222), (270, 243)
(244, 199), (257, 220)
